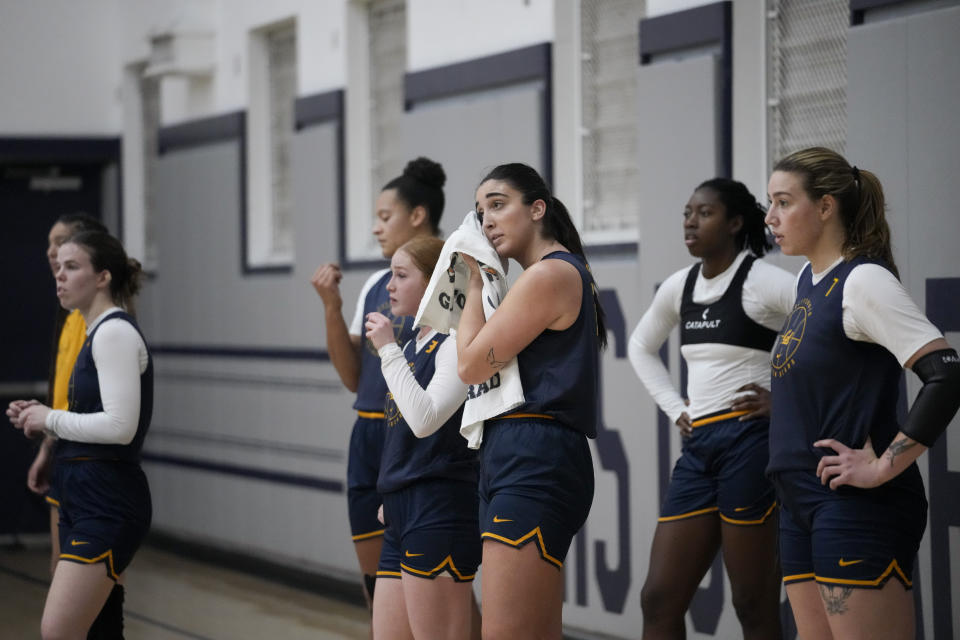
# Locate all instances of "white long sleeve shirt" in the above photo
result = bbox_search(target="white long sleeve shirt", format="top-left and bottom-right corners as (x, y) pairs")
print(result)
(629, 251), (795, 423)
(378, 330), (468, 438)
(814, 258), (942, 365)
(350, 269), (390, 336)
(45, 307), (149, 444)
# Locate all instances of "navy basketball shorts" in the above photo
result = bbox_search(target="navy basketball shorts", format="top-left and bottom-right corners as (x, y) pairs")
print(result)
(347, 413), (387, 541)
(377, 478), (481, 582)
(55, 459), (152, 582)
(478, 418), (594, 569)
(773, 468), (927, 590)
(660, 414), (776, 525)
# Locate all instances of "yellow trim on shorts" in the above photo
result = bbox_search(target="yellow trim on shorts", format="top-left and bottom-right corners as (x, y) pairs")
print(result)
(494, 412), (555, 421)
(658, 506), (719, 522)
(352, 528), (386, 541)
(719, 502), (777, 526)
(59, 549), (120, 581)
(481, 527), (563, 568)
(357, 411), (385, 419)
(783, 560), (912, 588)
(400, 555), (475, 581)
(814, 560), (912, 588)
(45, 496), (60, 507)
(783, 572), (816, 584)
(691, 409), (750, 428)
(376, 570), (402, 578)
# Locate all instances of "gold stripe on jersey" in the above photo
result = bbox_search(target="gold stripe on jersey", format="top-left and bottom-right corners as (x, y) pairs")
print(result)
(400, 555), (475, 581)
(60, 548), (120, 581)
(495, 412), (555, 421)
(719, 502), (777, 526)
(357, 410), (386, 419)
(814, 559), (912, 588)
(351, 528), (386, 541)
(691, 409), (750, 428)
(783, 572), (816, 584)
(658, 506), (719, 522)
(480, 527), (563, 568)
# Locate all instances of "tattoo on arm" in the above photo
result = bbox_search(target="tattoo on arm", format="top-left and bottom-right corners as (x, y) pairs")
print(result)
(885, 438), (918, 467)
(486, 347), (508, 370)
(818, 584), (854, 616)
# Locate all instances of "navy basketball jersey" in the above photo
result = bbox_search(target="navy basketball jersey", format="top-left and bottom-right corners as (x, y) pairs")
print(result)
(768, 257), (912, 478)
(354, 271), (417, 412)
(377, 333), (476, 494)
(680, 255), (778, 351)
(506, 252), (600, 438)
(57, 310), (153, 462)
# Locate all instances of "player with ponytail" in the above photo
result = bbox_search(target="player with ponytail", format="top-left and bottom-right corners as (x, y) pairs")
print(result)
(766, 147), (960, 639)
(457, 162), (604, 638)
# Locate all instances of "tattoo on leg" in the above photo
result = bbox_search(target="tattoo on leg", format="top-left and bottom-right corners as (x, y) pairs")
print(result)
(486, 347), (507, 370)
(885, 438), (918, 467)
(819, 584), (854, 615)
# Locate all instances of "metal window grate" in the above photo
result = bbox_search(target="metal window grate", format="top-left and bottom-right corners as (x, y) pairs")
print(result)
(581, 0), (643, 235)
(369, 0), (406, 213)
(141, 74), (160, 267)
(767, 0), (848, 165)
(267, 24), (296, 256)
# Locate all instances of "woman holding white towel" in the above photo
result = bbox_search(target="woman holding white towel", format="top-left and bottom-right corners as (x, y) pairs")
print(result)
(457, 163), (605, 639)
(365, 235), (480, 640)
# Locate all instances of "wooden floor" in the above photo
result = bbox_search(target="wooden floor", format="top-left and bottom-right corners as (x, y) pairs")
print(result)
(0, 543), (370, 639)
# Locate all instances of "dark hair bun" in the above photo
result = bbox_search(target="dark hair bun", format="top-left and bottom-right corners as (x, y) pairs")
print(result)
(403, 157), (446, 189)
(68, 230), (144, 310)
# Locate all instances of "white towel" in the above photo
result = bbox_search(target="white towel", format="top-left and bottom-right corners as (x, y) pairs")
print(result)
(414, 211), (524, 449)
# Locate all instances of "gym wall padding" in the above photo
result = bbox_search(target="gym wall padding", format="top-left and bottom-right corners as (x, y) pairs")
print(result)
(847, 5), (960, 638)
(137, 119), (361, 579)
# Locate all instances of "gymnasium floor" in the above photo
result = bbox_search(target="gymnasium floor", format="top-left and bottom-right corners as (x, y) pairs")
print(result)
(0, 544), (369, 639)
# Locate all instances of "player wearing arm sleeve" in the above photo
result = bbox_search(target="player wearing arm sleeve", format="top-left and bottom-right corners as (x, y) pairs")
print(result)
(765, 147), (960, 640)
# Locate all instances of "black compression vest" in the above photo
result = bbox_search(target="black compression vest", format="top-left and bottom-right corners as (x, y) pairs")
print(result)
(679, 255), (778, 352)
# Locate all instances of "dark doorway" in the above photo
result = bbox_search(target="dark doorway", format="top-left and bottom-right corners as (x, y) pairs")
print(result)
(1, 161), (105, 537)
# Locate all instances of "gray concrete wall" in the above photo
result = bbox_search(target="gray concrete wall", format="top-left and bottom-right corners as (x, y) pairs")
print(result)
(138, 123), (362, 577)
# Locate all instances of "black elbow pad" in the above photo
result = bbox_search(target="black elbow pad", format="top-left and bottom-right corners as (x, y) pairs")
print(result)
(901, 349), (960, 447)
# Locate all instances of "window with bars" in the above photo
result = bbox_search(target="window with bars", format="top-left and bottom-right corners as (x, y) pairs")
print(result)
(369, 0), (406, 216)
(141, 74), (160, 269)
(767, 0), (848, 165)
(267, 24), (296, 258)
(246, 20), (297, 269)
(580, 0), (643, 239)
